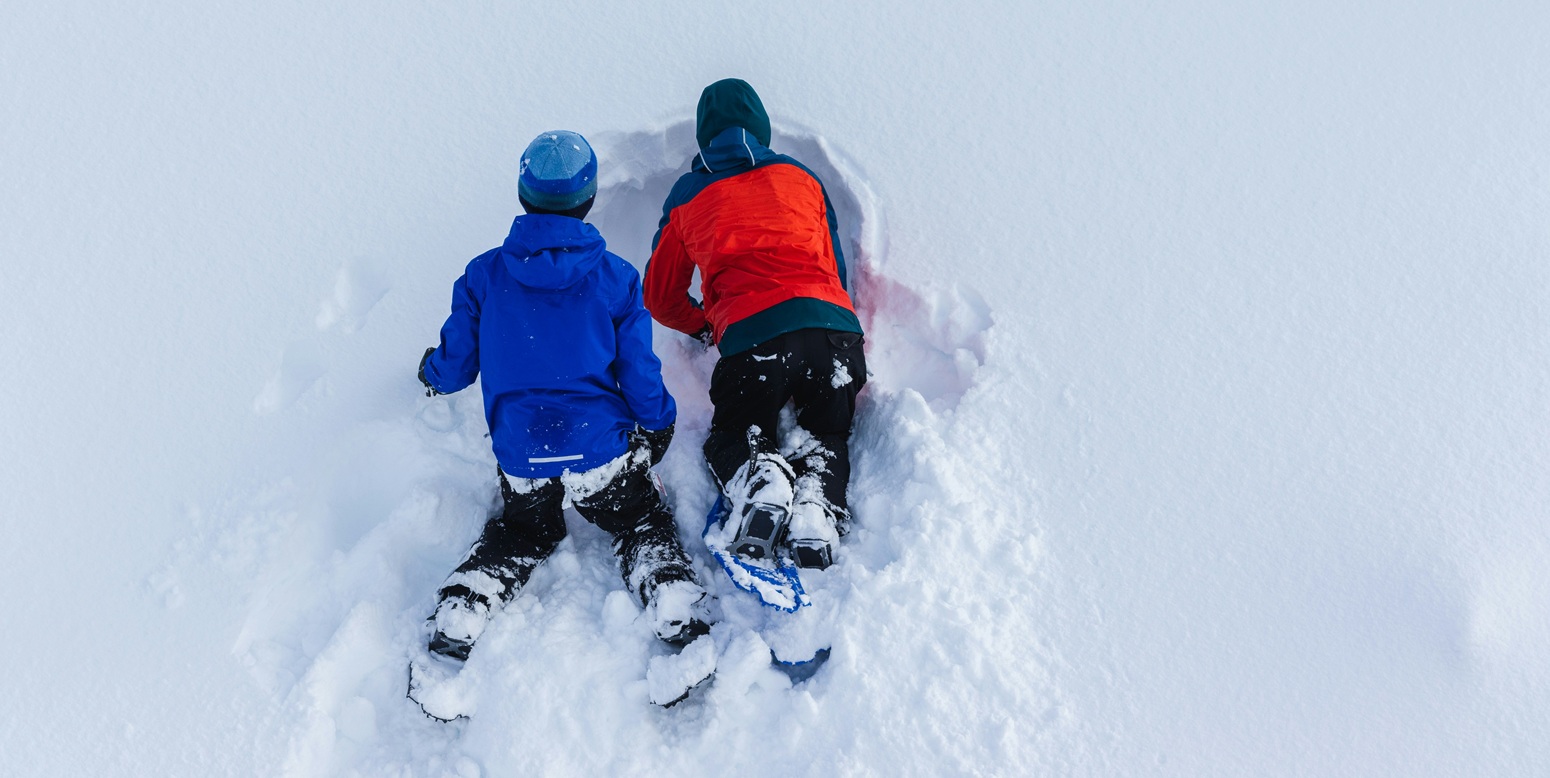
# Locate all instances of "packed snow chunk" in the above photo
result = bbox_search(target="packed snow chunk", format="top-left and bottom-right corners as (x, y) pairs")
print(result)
(704, 629), (793, 700)
(831, 358), (852, 388)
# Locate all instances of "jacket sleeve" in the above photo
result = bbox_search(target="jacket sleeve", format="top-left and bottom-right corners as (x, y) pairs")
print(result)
(422, 259), (484, 394)
(643, 207), (708, 336)
(613, 271), (677, 431)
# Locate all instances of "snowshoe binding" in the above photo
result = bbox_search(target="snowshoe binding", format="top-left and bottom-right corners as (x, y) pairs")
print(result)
(724, 452), (796, 563)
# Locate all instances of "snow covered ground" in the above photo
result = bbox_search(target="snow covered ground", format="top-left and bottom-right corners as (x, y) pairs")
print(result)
(3, 2), (1548, 775)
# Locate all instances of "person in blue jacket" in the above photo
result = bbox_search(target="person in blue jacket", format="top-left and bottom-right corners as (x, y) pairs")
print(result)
(417, 131), (710, 662)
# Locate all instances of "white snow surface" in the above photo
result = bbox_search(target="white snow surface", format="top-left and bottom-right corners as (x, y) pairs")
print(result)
(4, 2), (1549, 776)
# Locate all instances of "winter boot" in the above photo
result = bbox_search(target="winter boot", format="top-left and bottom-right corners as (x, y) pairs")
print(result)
(428, 578), (500, 661)
(786, 474), (842, 570)
(793, 502), (843, 567)
(645, 579), (714, 646)
(724, 452), (796, 563)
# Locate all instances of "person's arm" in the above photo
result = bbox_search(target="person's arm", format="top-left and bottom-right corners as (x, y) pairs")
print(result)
(421, 259), (484, 394)
(635, 423), (674, 466)
(614, 271), (677, 433)
(643, 207), (709, 338)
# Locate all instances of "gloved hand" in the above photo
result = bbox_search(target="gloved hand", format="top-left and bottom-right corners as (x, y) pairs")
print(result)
(638, 423), (674, 467)
(692, 326), (714, 348)
(418, 347), (441, 397)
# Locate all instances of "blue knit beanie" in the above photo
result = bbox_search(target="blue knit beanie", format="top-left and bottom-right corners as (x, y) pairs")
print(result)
(518, 131), (598, 211)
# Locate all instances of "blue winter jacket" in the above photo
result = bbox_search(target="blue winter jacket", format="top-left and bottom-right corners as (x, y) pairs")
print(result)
(422, 214), (676, 478)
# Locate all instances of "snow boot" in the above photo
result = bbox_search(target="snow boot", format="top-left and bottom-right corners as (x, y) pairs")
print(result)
(785, 475), (843, 570)
(428, 582), (495, 661)
(788, 538), (832, 570)
(724, 452), (796, 563)
(646, 579), (714, 646)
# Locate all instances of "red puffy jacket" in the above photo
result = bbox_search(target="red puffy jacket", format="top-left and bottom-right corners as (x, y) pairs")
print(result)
(645, 128), (857, 354)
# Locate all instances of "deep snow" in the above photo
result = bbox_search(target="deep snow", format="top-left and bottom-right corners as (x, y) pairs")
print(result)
(3, 2), (1549, 776)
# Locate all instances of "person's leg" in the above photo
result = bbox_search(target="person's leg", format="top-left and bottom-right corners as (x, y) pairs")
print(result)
(430, 472), (567, 659)
(571, 445), (710, 645)
(702, 333), (805, 562)
(702, 337), (792, 491)
(786, 330), (867, 567)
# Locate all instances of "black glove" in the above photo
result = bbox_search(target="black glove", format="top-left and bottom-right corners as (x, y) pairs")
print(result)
(692, 326), (714, 348)
(638, 423), (674, 467)
(418, 347), (441, 397)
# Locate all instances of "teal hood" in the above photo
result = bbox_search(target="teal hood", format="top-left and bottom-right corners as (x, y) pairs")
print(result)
(695, 78), (771, 150)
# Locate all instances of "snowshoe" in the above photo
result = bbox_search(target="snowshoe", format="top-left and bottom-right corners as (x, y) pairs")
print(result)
(646, 633), (718, 707)
(407, 644), (471, 722)
(703, 495), (810, 611)
(771, 646), (831, 684)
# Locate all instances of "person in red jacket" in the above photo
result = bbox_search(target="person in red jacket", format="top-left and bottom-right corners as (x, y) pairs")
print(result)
(644, 79), (866, 570)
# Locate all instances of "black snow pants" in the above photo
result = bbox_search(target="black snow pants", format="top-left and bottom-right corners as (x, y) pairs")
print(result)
(439, 440), (695, 610)
(704, 328), (867, 518)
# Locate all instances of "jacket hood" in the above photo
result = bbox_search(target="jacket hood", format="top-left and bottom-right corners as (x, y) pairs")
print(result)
(693, 127), (779, 174)
(500, 214), (607, 290)
(696, 78), (771, 150)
